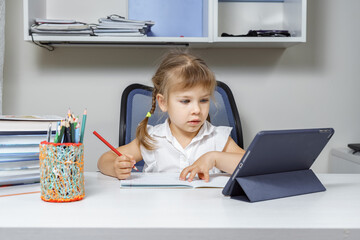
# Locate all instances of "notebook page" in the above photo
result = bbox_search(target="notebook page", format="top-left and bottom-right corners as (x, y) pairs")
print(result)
(120, 172), (229, 188)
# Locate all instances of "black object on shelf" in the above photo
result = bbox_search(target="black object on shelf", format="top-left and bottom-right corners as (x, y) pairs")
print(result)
(222, 30), (291, 37)
(348, 143), (360, 154)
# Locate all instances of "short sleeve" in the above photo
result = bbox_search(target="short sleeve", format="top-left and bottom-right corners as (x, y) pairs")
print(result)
(140, 125), (157, 172)
(214, 126), (232, 151)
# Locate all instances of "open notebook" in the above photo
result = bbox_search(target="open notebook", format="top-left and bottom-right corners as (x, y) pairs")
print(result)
(120, 172), (230, 188)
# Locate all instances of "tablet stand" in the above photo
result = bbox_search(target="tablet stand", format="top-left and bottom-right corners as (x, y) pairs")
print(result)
(229, 169), (326, 202)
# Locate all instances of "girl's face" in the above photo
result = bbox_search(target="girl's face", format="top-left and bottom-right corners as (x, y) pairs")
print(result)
(157, 84), (211, 137)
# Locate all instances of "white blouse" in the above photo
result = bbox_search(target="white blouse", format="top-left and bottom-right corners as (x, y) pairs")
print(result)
(140, 119), (232, 173)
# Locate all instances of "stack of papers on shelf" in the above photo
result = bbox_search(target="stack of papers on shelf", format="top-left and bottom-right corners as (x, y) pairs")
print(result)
(93, 14), (155, 37)
(0, 115), (63, 186)
(30, 18), (93, 36)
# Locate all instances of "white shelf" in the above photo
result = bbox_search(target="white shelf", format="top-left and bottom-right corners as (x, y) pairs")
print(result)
(23, 0), (307, 48)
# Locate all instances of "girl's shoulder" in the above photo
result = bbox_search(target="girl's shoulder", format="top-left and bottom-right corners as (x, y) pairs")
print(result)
(146, 121), (168, 136)
(196, 121), (232, 144)
(200, 122), (232, 151)
(212, 126), (232, 141)
(205, 121), (232, 136)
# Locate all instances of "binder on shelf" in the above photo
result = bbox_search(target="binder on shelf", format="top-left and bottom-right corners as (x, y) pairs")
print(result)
(30, 19), (92, 36)
(223, 128), (334, 202)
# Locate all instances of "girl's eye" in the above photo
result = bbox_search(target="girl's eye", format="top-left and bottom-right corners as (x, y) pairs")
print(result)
(180, 100), (190, 104)
(200, 99), (209, 103)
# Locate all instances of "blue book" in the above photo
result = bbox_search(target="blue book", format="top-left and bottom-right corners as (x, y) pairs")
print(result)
(129, 0), (205, 37)
(0, 152), (39, 163)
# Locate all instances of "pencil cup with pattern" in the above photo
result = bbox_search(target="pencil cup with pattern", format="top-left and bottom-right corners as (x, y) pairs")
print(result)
(39, 141), (85, 202)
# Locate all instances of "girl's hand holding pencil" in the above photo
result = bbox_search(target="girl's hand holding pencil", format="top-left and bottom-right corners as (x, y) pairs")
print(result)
(113, 153), (137, 180)
(93, 131), (138, 177)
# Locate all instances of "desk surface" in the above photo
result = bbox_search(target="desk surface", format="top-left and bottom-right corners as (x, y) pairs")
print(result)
(1, 172), (360, 240)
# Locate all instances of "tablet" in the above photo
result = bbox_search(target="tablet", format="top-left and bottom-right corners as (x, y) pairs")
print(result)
(222, 128), (334, 196)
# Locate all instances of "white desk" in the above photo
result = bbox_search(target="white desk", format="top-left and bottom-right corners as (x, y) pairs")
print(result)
(1, 172), (360, 240)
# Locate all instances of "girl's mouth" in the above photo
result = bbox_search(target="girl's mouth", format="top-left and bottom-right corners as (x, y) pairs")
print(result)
(188, 120), (201, 125)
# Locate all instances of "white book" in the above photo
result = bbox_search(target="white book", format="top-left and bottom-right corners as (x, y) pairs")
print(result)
(96, 25), (143, 30)
(0, 183), (40, 197)
(0, 160), (39, 171)
(34, 24), (90, 31)
(31, 32), (92, 37)
(94, 32), (145, 37)
(0, 145), (40, 154)
(120, 172), (230, 189)
(31, 29), (93, 34)
(0, 169), (39, 177)
(0, 134), (49, 145)
(0, 115), (62, 132)
(0, 173), (40, 186)
(0, 152), (39, 163)
(98, 20), (145, 27)
(0, 115), (63, 121)
(106, 15), (155, 26)
(35, 18), (77, 24)
(93, 29), (140, 33)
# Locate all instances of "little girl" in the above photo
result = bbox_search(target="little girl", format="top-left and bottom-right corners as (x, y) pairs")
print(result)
(97, 51), (245, 182)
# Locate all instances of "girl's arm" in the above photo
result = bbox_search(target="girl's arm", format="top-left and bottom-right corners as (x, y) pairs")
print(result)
(179, 137), (245, 182)
(97, 138), (142, 179)
(215, 137), (246, 173)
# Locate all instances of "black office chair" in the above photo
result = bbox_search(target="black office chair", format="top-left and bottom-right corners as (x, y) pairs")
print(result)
(119, 81), (243, 171)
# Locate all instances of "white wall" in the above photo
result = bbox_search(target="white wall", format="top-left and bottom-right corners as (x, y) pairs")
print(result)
(0, 0), (4, 115)
(3, 0), (360, 172)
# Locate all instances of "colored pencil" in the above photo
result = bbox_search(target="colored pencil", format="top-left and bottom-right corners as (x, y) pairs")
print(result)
(80, 109), (87, 143)
(64, 121), (71, 143)
(47, 123), (52, 142)
(93, 131), (138, 171)
(58, 121), (65, 143)
(71, 122), (76, 143)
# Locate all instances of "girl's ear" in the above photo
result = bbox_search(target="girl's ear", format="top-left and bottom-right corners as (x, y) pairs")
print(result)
(156, 93), (167, 112)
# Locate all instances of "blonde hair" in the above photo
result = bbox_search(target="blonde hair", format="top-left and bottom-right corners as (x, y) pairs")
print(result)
(136, 50), (217, 150)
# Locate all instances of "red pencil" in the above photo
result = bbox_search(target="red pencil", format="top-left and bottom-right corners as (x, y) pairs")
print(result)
(93, 131), (138, 171)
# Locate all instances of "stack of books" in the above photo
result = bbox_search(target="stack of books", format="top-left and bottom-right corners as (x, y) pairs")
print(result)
(93, 14), (155, 37)
(0, 115), (62, 186)
(30, 18), (92, 36)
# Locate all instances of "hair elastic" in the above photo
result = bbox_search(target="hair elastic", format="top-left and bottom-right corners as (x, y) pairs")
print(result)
(146, 112), (152, 118)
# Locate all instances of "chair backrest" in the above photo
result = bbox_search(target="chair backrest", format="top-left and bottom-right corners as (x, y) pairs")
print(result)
(119, 81), (243, 171)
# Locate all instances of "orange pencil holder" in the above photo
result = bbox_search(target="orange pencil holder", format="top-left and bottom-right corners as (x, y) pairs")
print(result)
(39, 141), (85, 202)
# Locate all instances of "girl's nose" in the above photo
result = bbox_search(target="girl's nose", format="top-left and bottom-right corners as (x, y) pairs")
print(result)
(191, 103), (200, 114)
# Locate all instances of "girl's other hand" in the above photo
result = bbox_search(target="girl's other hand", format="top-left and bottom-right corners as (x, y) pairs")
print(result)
(113, 153), (136, 180)
(179, 152), (216, 182)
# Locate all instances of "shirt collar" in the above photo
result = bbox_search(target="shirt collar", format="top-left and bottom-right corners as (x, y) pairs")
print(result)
(153, 118), (215, 143)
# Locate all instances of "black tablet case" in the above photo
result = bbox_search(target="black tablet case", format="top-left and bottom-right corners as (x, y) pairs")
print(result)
(223, 128), (334, 202)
